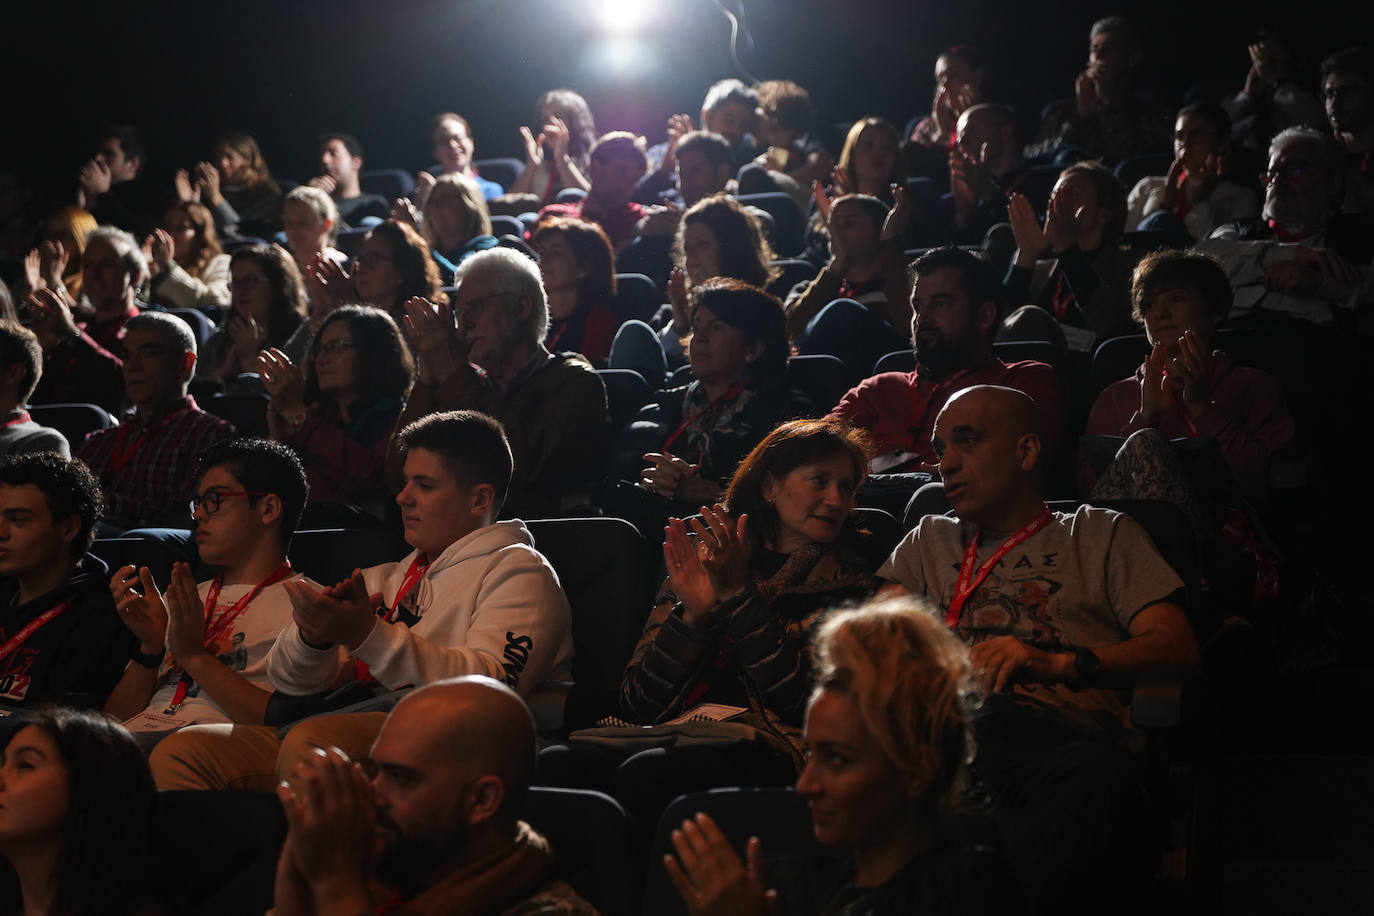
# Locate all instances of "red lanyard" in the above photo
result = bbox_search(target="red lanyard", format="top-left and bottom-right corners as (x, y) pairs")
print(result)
(1173, 169), (1194, 221)
(0, 601), (70, 663)
(2, 412), (31, 429)
(107, 404), (192, 474)
(166, 562), (293, 710)
(1266, 218), (1320, 244)
(662, 382), (746, 453)
(1050, 269), (1075, 320)
(385, 555), (431, 623)
(945, 506), (1053, 628)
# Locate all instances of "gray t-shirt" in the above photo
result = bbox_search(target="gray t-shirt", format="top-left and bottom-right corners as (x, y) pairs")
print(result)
(879, 505), (1185, 730)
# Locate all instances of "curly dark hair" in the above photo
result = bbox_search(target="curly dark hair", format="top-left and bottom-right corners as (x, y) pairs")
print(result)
(303, 305), (416, 415)
(365, 219), (446, 315)
(0, 452), (103, 558)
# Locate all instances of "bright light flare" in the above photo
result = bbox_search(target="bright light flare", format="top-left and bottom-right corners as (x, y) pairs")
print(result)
(596, 0), (654, 34)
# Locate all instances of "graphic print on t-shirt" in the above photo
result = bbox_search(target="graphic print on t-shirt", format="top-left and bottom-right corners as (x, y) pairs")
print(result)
(950, 555), (1064, 649)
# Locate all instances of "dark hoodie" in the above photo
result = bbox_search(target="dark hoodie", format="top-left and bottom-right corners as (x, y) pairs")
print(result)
(0, 554), (134, 710)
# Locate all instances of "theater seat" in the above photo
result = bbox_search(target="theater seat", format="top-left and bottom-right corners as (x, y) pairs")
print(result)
(204, 392), (270, 437)
(526, 787), (636, 916)
(154, 791), (284, 916)
(735, 192), (805, 258)
(91, 536), (188, 584)
(359, 168), (414, 201)
(611, 272), (662, 325)
(597, 368), (654, 432)
(28, 402), (117, 445)
(473, 157), (524, 191)
(768, 258), (819, 300)
(168, 308), (214, 350)
(785, 353), (853, 414)
(289, 527), (410, 585)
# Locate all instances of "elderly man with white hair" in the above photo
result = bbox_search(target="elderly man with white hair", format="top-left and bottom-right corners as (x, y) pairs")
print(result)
(393, 247), (608, 518)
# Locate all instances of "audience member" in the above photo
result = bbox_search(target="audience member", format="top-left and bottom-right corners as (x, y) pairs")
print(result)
(879, 384), (1199, 911)
(281, 185), (347, 277)
(507, 88), (598, 207)
(1223, 31), (1327, 153)
(740, 80), (836, 206)
(103, 438), (306, 770)
(418, 173), (497, 281)
(309, 132), (389, 228)
(74, 125), (156, 237)
(316, 219), (445, 327)
(0, 323), (69, 459)
(76, 311), (233, 531)
(1125, 102), (1259, 244)
(908, 45), (986, 161)
(1027, 17), (1171, 166)
(834, 118), (905, 203)
(635, 130), (736, 220)
(538, 132), (657, 250)
(23, 286), (124, 414)
(936, 103), (1028, 246)
(1198, 127), (1372, 328)
(614, 278), (809, 536)
(1004, 161), (1142, 348)
(415, 112), (504, 210)
(0, 709), (157, 916)
(396, 248), (607, 517)
(533, 218), (619, 363)
(143, 200), (232, 313)
(542, 418), (878, 833)
(198, 243), (307, 382)
(273, 677), (595, 915)
(1084, 249), (1294, 508)
(259, 305), (414, 522)
(830, 247), (1062, 475)
(641, 79), (759, 194)
(665, 594), (1020, 915)
(0, 453), (131, 708)
(1321, 47), (1374, 213)
(786, 193), (912, 375)
(177, 131), (283, 240)
(75, 225), (148, 354)
(20, 207), (97, 304)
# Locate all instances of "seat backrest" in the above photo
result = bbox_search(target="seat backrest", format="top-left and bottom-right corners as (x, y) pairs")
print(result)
(768, 258), (819, 300)
(1092, 333), (1151, 393)
(872, 348), (915, 375)
(221, 236), (269, 254)
(289, 527), (410, 585)
(28, 402), (116, 445)
(168, 308), (215, 349)
(992, 339), (1062, 371)
(473, 156), (524, 191)
(490, 214), (524, 239)
(526, 517), (658, 729)
(336, 226), (370, 258)
(526, 787), (636, 916)
(359, 168), (415, 201)
(597, 368), (654, 431)
(611, 272), (662, 325)
(785, 353), (853, 414)
(204, 392), (270, 437)
(555, 187), (588, 205)
(642, 788), (839, 916)
(735, 192), (805, 258)
(1115, 153), (1173, 192)
(154, 791), (285, 916)
(92, 536), (189, 585)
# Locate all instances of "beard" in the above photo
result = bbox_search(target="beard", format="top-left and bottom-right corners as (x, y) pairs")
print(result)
(914, 327), (966, 381)
(373, 815), (470, 893)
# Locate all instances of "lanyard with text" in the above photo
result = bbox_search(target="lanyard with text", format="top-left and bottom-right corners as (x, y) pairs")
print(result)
(384, 555), (431, 623)
(2, 411), (32, 429)
(165, 562), (294, 711)
(107, 404), (191, 474)
(0, 601), (70, 663)
(661, 382), (747, 453)
(945, 506), (1053, 628)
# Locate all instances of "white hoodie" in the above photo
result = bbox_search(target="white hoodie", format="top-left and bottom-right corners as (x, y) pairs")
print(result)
(265, 520), (572, 699)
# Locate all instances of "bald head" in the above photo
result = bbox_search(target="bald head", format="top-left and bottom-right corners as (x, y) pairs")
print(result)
(932, 386), (1045, 530)
(381, 676), (536, 821)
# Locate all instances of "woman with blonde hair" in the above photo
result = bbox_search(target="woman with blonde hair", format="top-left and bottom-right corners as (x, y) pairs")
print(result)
(422, 173), (497, 280)
(665, 593), (1019, 915)
(144, 200), (231, 312)
(21, 207), (97, 304)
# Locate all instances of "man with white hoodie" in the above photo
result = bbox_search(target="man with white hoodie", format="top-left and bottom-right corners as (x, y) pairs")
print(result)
(155, 410), (574, 791)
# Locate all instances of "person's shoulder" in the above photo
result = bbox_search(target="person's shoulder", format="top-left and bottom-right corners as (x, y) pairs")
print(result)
(496, 879), (599, 916)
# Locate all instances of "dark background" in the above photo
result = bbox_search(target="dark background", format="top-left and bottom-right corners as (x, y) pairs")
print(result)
(3, 0), (1361, 200)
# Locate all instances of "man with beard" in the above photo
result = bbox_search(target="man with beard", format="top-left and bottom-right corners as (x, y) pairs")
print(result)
(1321, 47), (1374, 213)
(828, 247), (1062, 475)
(273, 676), (596, 915)
(1198, 127), (1373, 328)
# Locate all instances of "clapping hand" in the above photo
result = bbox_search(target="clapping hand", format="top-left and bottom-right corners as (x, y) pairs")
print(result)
(195, 161), (222, 206)
(403, 296), (467, 386)
(276, 747), (375, 908)
(110, 565), (170, 657)
(175, 168), (201, 203)
(284, 570), (382, 650)
(22, 289), (81, 352)
(162, 562), (209, 665)
(258, 347), (308, 429)
(664, 813), (776, 916)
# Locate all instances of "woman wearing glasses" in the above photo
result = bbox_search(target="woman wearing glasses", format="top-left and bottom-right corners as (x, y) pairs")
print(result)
(303, 219), (444, 336)
(258, 305), (416, 524)
(197, 244), (307, 383)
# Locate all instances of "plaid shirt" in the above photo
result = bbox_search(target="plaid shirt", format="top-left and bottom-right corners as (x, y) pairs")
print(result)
(76, 396), (234, 527)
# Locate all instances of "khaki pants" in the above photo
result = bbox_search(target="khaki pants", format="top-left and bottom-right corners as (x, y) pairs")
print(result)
(149, 712), (389, 791)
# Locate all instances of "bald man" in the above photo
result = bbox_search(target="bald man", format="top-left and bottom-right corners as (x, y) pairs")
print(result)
(878, 384), (1198, 909)
(274, 676), (596, 915)
(936, 103), (1029, 246)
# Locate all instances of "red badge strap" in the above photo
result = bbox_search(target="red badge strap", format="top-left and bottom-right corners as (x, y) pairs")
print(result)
(167, 562), (293, 709)
(0, 601), (70, 663)
(661, 382), (746, 453)
(384, 555), (431, 623)
(107, 403), (192, 474)
(944, 506), (1053, 628)
(1, 411), (32, 429)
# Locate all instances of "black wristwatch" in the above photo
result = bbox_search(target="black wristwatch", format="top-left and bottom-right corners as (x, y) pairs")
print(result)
(130, 645), (166, 668)
(1073, 648), (1101, 688)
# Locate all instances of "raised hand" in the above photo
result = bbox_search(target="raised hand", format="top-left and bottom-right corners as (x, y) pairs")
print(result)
(307, 254), (354, 318)
(110, 565), (170, 656)
(932, 85), (958, 143)
(277, 747), (375, 905)
(283, 569), (381, 650)
(413, 170), (437, 210)
(146, 228), (175, 274)
(1139, 339), (1170, 423)
(1007, 193), (1047, 267)
(1159, 155), (1186, 213)
(258, 347), (308, 420)
(520, 125), (544, 168)
(811, 179), (833, 224)
(1170, 328), (1211, 413)
(543, 116), (571, 162)
(668, 267), (691, 332)
(22, 289), (81, 352)
(1044, 183), (1082, 253)
(661, 113), (696, 174)
(22, 249), (44, 295)
(663, 516), (719, 625)
(1075, 68), (1102, 115)
(880, 182), (910, 241)
(403, 295), (467, 386)
(38, 240), (68, 289)
(174, 168), (200, 203)
(78, 157), (112, 197)
(688, 504), (752, 600)
(664, 813), (776, 916)
(195, 161), (222, 206)
(391, 197), (420, 227)
(226, 311), (268, 372)
(163, 562), (209, 665)
(308, 174), (338, 195)
(829, 165), (854, 199)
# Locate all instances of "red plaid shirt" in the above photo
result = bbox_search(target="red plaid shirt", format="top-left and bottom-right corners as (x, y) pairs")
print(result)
(76, 396), (234, 527)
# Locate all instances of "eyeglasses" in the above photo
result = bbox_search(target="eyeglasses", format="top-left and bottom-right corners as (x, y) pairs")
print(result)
(454, 292), (511, 317)
(314, 339), (357, 359)
(227, 275), (266, 292)
(190, 489), (268, 518)
(1260, 160), (1323, 186)
(353, 252), (395, 270)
